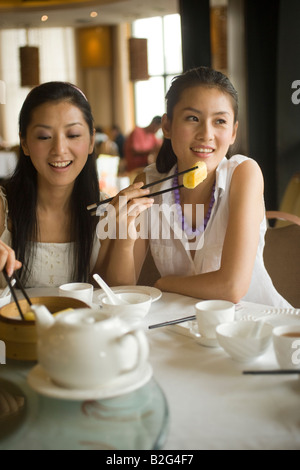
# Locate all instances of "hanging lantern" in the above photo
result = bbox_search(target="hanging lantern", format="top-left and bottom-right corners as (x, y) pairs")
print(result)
(129, 38), (149, 81)
(19, 46), (40, 88)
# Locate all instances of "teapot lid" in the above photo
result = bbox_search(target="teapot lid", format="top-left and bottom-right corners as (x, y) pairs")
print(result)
(56, 309), (116, 327)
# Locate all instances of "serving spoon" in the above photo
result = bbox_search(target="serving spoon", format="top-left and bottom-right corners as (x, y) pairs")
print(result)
(93, 274), (128, 305)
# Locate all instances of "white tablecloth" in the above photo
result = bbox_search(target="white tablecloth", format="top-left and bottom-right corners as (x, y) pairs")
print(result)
(144, 293), (300, 450)
(0, 151), (18, 178)
(12, 287), (300, 450)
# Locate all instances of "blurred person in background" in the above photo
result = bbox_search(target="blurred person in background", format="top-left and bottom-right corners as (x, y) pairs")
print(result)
(124, 116), (162, 171)
(111, 124), (125, 160)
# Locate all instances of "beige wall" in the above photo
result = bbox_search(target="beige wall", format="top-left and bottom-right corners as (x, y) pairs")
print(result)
(76, 24), (134, 135)
(80, 68), (113, 129)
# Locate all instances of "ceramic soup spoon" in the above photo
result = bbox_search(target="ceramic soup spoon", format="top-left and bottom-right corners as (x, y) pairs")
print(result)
(93, 274), (128, 305)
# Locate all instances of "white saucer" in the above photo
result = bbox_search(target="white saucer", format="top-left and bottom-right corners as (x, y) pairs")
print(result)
(190, 332), (219, 348)
(27, 362), (153, 401)
(169, 320), (219, 347)
(189, 321), (219, 347)
(97, 286), (162, 303)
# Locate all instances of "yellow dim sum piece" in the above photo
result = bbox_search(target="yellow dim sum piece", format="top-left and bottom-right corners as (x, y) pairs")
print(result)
(23, 307), (74, 321)
(183, 161), (207, 189)
(24, 311), (35, 321)
(53, 308), (74, 317)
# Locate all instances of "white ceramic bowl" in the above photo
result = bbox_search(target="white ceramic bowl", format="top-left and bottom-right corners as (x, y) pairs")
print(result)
(216, 320), (273, 362)
(101, 292), (152, 320)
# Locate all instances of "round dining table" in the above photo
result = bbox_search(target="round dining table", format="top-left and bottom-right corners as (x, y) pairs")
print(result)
(1, 286), (300, 450)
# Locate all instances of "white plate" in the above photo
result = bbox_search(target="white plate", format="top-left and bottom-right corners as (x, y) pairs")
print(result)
(27, 362), (153, 401)
(240, 308), (300, 328)
(97, 286), (162, 303)
(260, 307), (300, 316)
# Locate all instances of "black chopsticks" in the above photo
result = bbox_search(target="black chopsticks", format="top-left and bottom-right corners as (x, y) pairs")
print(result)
(87, 164), (199, 214)
(2, 270), (32, 320)
(148, 314), (196, 330)
(243, 370), (300, 375)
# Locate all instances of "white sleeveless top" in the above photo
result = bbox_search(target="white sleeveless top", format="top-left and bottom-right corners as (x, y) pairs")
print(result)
(144, 155), (292, 307)
(0, 188), (100, 288)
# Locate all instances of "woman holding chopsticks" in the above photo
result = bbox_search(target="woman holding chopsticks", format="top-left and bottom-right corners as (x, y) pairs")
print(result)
(0, 81), (152, 288)
(100, 66), (291, 307)
(0, 240), (21, 277)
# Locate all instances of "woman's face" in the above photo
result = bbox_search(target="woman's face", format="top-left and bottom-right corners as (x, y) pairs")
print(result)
(21, 100), (95, 189)
(162, 85), (238, 173)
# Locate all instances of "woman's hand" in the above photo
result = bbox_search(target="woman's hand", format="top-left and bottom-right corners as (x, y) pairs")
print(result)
(95, 182), (153, 286)
(0, 240), (22, 277)
(97, 182), (154, 242)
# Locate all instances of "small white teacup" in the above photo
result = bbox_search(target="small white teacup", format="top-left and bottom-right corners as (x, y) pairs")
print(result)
(195, 300), (235, 339)
(272, 325), (300, 369)
(59, 282), (94, 304)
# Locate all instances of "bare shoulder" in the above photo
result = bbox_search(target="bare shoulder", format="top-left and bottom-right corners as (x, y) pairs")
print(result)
(231, 158), (264, 190)
(233, 158), (263, 178)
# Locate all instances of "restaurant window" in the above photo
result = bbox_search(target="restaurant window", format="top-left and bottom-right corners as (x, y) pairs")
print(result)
(131, 14), (183, 127)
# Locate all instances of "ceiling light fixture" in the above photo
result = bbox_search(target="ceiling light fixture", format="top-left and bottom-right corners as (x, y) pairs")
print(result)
(41, 15), (48, 22)
(90, 11), (98, 18)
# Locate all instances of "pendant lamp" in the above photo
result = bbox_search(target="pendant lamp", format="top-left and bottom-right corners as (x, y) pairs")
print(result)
(129, 37), (149, 81)
(19, 45), (40, 88)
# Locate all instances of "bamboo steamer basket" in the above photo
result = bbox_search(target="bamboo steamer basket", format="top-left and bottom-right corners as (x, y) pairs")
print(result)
(0, 296), (90, 361)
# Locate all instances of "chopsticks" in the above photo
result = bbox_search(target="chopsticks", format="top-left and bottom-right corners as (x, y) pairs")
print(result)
(243, 370), (300, 375)
(148, 314), (196, 330)
(87, 164), (199, 214)
(2, 270), (32, 320)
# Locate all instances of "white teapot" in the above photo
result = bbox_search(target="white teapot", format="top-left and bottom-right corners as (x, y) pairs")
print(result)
(31, 305), (149, 390)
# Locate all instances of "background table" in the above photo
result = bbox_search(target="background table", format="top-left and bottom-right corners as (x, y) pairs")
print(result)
(0, 151), (18, 179)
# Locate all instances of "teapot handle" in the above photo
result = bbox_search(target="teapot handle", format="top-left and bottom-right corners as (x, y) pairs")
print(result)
(118, 329), (149, 374)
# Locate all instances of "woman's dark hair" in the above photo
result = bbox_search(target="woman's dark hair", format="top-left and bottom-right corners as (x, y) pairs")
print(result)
(156, 66), (239, 173)
(3, 81), (100, 283)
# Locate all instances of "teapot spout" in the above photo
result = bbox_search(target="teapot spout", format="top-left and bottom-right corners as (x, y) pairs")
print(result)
(31, 304), (55, 332)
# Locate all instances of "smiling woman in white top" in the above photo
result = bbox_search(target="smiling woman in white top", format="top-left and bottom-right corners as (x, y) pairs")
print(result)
(0, 82), (153, 288)
(0, 82), (101, 287)
(99, 66), (291, 308)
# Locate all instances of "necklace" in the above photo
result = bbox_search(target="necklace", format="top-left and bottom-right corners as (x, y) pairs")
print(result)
(173, 167), (215, 237)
